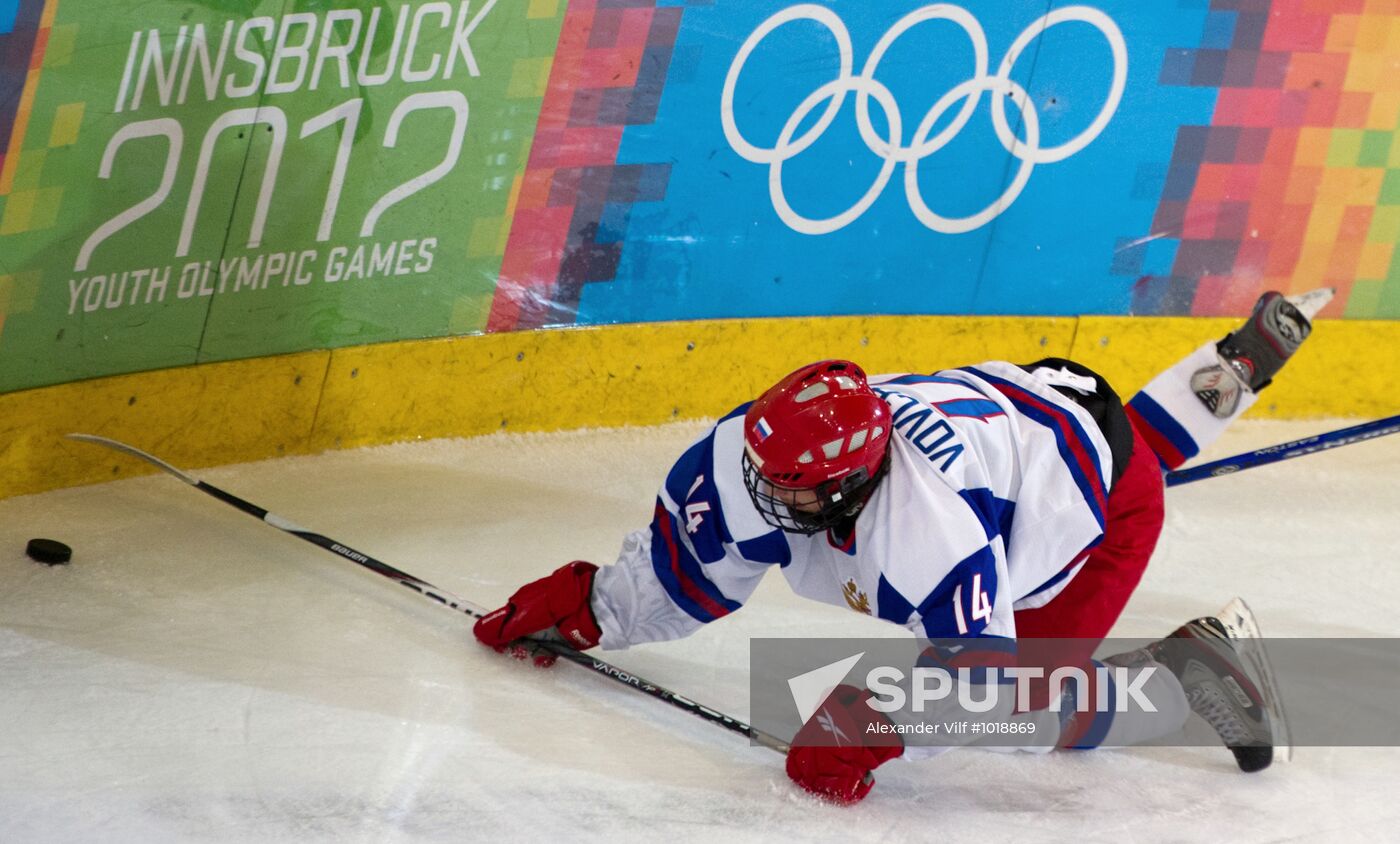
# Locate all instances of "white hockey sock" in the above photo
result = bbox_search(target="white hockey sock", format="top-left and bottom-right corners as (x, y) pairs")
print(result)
(1093, 657), (1190, 748)
(1126, 342), (1260, 470)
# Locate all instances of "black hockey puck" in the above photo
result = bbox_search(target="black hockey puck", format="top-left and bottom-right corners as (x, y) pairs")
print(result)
(25, 538), (72, 565)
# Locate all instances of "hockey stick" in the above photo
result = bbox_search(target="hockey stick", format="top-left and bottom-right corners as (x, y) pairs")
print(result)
(1164, 412), (1400, 487)
(66, 433), (790, 754)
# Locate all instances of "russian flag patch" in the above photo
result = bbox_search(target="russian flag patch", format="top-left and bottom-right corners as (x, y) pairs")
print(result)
(753, 417), (773, 442)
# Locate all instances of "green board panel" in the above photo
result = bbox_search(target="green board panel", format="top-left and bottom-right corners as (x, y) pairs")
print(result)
(0, 0), (564, 392)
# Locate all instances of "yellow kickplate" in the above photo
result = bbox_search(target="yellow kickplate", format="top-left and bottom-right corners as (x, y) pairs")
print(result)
(1, 315), (1390, 499)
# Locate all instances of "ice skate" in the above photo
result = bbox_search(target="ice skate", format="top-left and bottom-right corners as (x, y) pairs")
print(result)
(1145, 601), (1288, 772)
(1191, 287), (1334, 417)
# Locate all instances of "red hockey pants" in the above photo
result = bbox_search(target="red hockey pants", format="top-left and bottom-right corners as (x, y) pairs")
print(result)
(1005, 420), (1166, 735)
(1014, 419), (1166, 642)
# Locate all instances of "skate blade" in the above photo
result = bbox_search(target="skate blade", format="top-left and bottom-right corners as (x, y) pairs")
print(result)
(1215, 597), (1294, 764)
(1285, 287), (1335, 321)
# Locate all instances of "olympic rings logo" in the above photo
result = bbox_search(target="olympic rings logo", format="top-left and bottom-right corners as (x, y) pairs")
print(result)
(720, 4), (1127, 235)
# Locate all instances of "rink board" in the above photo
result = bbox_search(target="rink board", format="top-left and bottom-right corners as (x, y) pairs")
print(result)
(4, 0), (1400, 396)
(3, 314), (1394, 499)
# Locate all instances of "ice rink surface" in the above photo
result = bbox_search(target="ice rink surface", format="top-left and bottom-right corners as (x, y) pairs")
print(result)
(2, 419), (1397, 843)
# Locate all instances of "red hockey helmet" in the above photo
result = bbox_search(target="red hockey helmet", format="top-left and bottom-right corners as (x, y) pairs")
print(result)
(741, 360), (892, 534)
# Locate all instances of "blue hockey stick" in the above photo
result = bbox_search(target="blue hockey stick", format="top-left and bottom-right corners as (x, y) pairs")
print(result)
(1165, 412), (1400, 487)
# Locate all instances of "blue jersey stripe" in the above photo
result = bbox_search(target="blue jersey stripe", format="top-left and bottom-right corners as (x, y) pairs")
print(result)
(736, 530), (791, 566)
(1063, 661), (1116, 750)
(881, 374), (969, 388)
(933, 398), (1006, 421)
(1024, 536), (1102, 601)
(876, 575), (916, 626)
(958, 488), (1016, 544)
(1127, 391), (1199, 464)
(918, 545), (999, 638)
(719, 401), (752, 424)
(963, 367), (1107, 531)
(664, 432), (733, 558)
(1023, 567), (1074, 601)
(648, 503), (741, 623)
(1005, 398), (1105, 529)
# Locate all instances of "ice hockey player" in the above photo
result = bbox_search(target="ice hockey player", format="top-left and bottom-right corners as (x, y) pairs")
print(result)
(473, 289), (1330, 804)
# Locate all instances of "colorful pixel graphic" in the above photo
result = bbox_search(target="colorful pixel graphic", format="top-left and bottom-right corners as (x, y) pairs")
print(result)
(487, 0), (683, 332)
(0, 0), (58, 343)
(0, 0), (56, 196)
(1130, 0), (1400, 319)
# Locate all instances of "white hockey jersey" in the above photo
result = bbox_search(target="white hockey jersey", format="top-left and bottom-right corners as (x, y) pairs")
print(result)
(588, 362), (1116, 648)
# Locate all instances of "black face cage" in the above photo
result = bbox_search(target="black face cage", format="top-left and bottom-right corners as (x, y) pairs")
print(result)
(741, 452), (889, 535)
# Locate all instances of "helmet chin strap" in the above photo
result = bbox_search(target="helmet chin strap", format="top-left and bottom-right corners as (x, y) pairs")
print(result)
(841, 452), (890, 518)
(786, 453), (891, 536)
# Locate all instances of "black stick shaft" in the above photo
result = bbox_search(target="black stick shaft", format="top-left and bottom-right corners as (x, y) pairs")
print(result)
(67, 434), (789, 754)
(65, 413), (1398, 753)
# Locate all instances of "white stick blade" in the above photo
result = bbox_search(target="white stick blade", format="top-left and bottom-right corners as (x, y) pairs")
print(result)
(65, 433), (199, 485)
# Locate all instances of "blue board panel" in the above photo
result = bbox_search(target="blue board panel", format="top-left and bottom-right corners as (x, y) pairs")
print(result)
(576, 0), (1216, 323)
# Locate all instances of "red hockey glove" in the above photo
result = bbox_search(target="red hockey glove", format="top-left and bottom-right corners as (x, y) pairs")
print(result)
(785, 685), (904, 805)
(473, 561), (603, 667)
